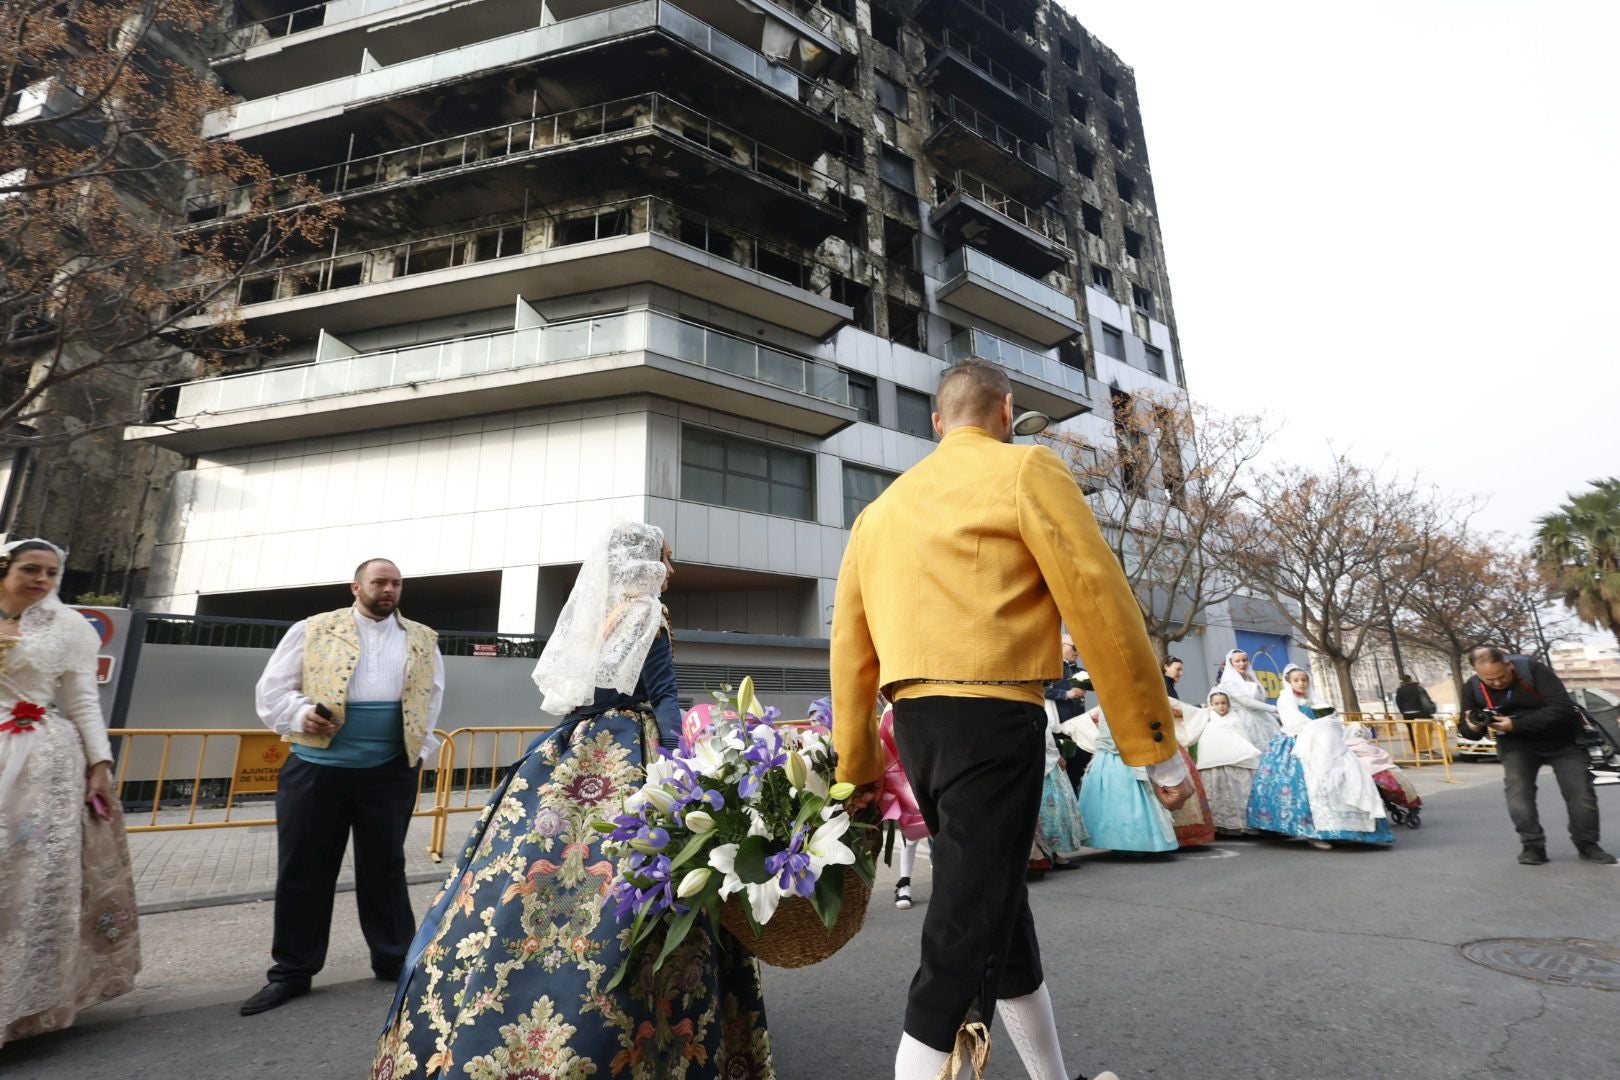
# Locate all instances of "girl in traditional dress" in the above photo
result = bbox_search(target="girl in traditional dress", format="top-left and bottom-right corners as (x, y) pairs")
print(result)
(877, 704), (932, 908)
(1246, 665), (1393, 849)
(1187, 691), (1265, 835)
(0, 539), (140, 1047)
(1076, 709), (1178, 854)
(373, 522), (772, 1078)
(1035, 718), (1087, 863)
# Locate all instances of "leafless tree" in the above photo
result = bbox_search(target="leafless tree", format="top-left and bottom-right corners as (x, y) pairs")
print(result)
(1045, 393), (1274, 658)
(1234, 455), (1468, 711)
(1, 0), (336, 450)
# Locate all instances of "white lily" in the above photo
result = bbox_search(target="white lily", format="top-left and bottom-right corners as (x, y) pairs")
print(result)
(684, 809), (716, 834)
(804, 812), (857, 877)
(706, 840), (786, 924)
(641, 785), (677, 815)
(677, 867), (712, 898)
(687, 735), (732, 781)
(785, 751), (809, 791)
(744, 806), (770, 837)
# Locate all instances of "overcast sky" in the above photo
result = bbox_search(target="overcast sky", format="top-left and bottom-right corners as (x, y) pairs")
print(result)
(1062, 1), (1618, 543)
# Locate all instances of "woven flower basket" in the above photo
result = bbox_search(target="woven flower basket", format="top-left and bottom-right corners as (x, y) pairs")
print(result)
(719, 866), (871, 968)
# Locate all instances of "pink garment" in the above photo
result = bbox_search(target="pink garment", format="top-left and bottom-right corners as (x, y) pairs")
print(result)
(680, 703), (737, 754)
(1345, 730), (1395, 772)
(878, 707), (930, 842)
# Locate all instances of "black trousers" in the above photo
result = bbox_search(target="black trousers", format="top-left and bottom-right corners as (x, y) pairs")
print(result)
(268, 752), (419, 986)
(1499, 741), (1601, 849)
(893, 696), (1047, 1051)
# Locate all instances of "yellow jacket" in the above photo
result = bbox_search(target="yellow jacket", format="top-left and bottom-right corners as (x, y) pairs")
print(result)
(831, 426), (1179, 785)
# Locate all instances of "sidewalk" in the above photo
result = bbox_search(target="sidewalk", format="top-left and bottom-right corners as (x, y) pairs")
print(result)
(127, 801), (455, 913)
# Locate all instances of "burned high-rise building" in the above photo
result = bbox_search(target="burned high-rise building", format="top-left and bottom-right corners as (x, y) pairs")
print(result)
(123, 0), (1195, 705)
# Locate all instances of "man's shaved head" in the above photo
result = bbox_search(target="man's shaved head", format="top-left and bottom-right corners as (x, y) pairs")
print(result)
(934, 359), (1013, 437)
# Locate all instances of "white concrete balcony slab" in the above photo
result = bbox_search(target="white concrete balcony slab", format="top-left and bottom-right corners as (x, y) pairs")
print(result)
(935, 247), (1082, 347)
(188, 197), (853, 339)
(944, 328), (1092, 421)
(203, 0), (837, 144)
(131, 310), (856, 452)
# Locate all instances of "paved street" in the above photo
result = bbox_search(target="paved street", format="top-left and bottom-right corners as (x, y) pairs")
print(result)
(5, 762), (1617, 1079)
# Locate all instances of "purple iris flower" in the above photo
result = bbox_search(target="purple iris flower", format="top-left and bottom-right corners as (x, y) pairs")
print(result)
(608, 813), (646, 843)
(764, 827), (816, 897)
(807, 697), (833, 731)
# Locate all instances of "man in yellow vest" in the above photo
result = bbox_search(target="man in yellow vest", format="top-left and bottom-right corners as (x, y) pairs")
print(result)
(832, 360), (1191, 1079)
(241, 558), (444, 1015)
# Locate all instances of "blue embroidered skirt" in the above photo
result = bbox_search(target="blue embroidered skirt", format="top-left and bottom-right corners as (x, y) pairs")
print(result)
(1038, 763), (1088, 856)
(372, 707), (773, 1079)
(1245, 734), (1395, 845)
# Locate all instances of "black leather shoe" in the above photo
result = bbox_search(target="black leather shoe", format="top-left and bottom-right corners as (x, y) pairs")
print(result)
(240, 981), (308, 1015)
(1577, 846), (1617, 865)
(1517, 845), (1548, 865)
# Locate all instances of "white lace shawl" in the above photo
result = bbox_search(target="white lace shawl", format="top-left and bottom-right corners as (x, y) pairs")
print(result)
(531, 521), (666, 717)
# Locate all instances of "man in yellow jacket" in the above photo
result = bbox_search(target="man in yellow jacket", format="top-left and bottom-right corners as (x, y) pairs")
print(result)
(832, 359), (1191, 1079)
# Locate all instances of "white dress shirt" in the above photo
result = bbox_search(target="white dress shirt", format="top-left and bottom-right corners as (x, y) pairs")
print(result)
(255, 608), (445, 761)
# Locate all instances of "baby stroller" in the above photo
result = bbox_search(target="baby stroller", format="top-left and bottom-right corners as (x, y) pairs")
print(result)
(1346, 723), (1423, 828)
(1372, 767), (1423, 828)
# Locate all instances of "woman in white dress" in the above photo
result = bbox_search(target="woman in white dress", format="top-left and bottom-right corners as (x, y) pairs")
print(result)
(0, 539), (139, 1046)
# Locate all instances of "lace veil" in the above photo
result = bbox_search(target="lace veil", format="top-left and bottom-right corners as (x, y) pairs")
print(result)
(531, 521), (667, 717)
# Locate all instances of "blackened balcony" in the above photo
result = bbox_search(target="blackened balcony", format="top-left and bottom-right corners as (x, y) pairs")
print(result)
(184, 196), (854, 338)
(203, 0), (843, 164)
(931, 171), (1068, 277)
(922, 28), (1051, 139)
(184, 95), (846, 241)
(131, 310), (857, 452)
(912, 0), (1041, 70)
(945, 328), (1092, 421)
(923, 97), (1060, 203)
(935, 247), (1082, 346)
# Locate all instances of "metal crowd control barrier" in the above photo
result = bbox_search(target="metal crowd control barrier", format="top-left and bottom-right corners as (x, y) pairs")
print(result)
(1341, 713), (1456, 783)
(425, 725), (550, 859)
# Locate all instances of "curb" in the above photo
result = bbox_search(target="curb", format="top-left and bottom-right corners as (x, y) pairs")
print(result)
(136, 869), (443, 916)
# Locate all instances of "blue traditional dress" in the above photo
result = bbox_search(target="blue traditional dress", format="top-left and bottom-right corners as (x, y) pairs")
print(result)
(1036, 728), (1087, 856)
(1245, 688), (1394, 846)
(371, 630), (772, 1079)
(1076, 718), (1177, 853)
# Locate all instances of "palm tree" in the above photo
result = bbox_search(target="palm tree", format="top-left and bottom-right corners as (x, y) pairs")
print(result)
(1534, 478), (1620, 648)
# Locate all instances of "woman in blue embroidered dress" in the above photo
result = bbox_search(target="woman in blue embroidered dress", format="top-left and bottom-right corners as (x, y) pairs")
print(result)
(1246, 664), (1394, 849)
(372, 522), (772, 1079)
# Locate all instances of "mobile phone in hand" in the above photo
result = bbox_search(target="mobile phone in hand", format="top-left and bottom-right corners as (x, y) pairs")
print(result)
(314, 703), (334, 721)
(90, 793), (112, 821)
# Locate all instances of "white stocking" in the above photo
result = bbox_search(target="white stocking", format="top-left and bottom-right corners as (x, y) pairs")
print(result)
(896, 1031), (950, 1079)
(995, 983), (1067, 1080)
(899, 838), (919, 880)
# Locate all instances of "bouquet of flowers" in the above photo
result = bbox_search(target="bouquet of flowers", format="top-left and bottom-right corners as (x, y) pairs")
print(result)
(600, 678), (875, 985)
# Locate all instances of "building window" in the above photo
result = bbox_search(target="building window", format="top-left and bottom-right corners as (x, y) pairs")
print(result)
(1108, 119), (1128, 151)
(1115, 172), (1137, 203)
(886, 298), (921, 350)
(875, 71), (909, 120)
(843, 464), (897, 526)
(836, 122), (866, 167)
(1124, 228), (1145, 258)
(846, 371), (877, 422)
(1132, 284), (1155, 317)
(1067, 90), (1087, 123)
(1081, 201), (1103, 236)
(1099, 324), (1125, 360)
(1143, 344), (1166, 378)
(1074, 142), (1096, 179)
(1100, 72), (1119, 100)
(1090, 264), (1113, 293)
(681, 427), (814, 520)
(883, 216), (918, 270)
(871, 9), (901, 50)
(1059, 40), (1080, 69)
(879, 145), (916, 194)
(896, 387), (934, 439)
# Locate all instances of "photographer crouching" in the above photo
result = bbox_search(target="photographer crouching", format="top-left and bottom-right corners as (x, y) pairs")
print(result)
(1459, 645), (1614, 866)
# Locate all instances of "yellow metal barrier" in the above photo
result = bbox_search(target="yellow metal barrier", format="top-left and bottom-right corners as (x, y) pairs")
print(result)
(1341, 713), (1456, 783)
(424, 725), (550, 859)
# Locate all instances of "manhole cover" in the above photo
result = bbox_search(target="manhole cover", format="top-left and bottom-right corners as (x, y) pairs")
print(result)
(1460, 938), (1620, 991)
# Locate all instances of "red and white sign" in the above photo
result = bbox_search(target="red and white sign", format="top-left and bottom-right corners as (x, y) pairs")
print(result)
(472, 643), (498, 657)
(96, 655), (115, 685)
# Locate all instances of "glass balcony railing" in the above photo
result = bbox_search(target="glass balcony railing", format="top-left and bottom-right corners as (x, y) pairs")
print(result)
(946, 328), (1090, 399)
(207, 0), (838, 136)
(222, 0), (412, 53)
(219, 195), (851, 309)
(932, 28), (1049, 112)
(933, 170), (1067, 247)
(186, 94), (841, 225)
(153, 311), (848, 419)
(928, 97), (1057, 180)
(940, 247), (1077, 320)
(943, 0), (1038, 50)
